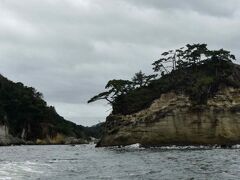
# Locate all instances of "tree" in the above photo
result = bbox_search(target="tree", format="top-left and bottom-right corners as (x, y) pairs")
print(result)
(209, 49), (236, 62)
(88, 43), (237, 107)
(88, 79), (132, 104)
(88, 71), (158, 104)
(132, 71), (145, 87)
(152, 48), (183, 74)
(132, 71), (157, 88)
(152, 43), (236, 75)
(105, 79), (133, 96)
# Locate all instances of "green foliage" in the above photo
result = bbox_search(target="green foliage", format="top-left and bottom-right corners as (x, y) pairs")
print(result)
(88, 79), (133, 104)
(88, 74), (156, 104)
(0, 75), (87, 140)
(88, 43), (239, 115)
(152, 43), (236, 73)
(84, 122), (105, 139)
(132, 71), (157, 88)
(113, 60), (239, 114)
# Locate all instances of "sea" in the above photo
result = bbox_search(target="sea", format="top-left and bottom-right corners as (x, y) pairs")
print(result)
(0, 144), (239, 180)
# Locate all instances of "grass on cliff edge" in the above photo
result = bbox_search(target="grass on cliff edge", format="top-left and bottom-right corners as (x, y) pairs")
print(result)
(112, 60), (240, 115)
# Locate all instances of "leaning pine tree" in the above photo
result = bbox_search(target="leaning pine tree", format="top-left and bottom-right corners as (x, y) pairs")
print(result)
(88, 43), (237, 115)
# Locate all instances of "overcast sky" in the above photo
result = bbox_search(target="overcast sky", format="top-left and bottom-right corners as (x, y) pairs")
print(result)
(0, 0), (240, 126)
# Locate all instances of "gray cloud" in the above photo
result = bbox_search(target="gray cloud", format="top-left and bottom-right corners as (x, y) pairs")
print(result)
(0, 0), (239, 126)
(127, 0), (240, 17)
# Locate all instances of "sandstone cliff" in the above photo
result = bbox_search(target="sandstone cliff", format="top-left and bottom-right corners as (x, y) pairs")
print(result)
(88, 46), (240, 147)
(97, 87), (240, 147)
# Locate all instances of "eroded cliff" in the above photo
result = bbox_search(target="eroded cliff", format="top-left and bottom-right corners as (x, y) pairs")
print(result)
(98, 87), (240, 147)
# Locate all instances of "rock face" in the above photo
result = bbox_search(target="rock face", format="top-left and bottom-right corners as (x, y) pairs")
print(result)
(0, 124), (88, 146)
(0, 125), (12, 145)
(97, 88), (240, 147)
(0, 119), (90, 146)
(0, 124), (25, 145)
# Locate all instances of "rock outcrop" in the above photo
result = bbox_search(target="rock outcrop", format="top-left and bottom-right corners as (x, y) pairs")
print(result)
(97, 87), (240, 147)
(0, 123), (89, 146)
(0, 124), (89, 146)
(0, 124), (25, 145)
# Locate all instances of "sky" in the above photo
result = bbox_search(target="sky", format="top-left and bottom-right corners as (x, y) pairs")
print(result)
(0, 0), (240, 126)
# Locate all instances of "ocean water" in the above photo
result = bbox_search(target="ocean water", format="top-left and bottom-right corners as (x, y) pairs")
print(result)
(0, 144), (240, 180)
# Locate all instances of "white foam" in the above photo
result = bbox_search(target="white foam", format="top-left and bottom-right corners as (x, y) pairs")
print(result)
(125, 143), (141, 148)
(116, 144), (240, 150)
(0, 177), (12, 180)
(232, 144), (240, 148)
(0, 161), (52, 179)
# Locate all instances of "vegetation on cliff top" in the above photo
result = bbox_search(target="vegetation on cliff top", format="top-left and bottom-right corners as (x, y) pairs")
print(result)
(88, 43), (240, 115)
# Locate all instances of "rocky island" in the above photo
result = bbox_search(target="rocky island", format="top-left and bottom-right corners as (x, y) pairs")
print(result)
(88, 44), (240, 147)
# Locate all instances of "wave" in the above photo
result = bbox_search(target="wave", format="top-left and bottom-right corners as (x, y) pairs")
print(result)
(111, 144), (240, 150)
(0, 161), (51, 179)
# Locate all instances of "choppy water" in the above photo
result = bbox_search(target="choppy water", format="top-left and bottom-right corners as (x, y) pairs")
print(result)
(0, 144), (240, 180)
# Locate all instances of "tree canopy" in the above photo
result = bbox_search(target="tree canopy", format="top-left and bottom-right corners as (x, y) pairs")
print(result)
(152, 43), (236, 74)
(88, 43), (238, 114)
(88, 72), (156, 105)
(132, 71), (157, 88)
(0, 74), (89, 140)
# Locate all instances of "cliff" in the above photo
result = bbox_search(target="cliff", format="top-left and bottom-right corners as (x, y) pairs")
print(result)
(0, 74), (89, 145)
(97, 61), (240, 147)
(98, 87), (240, 147)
